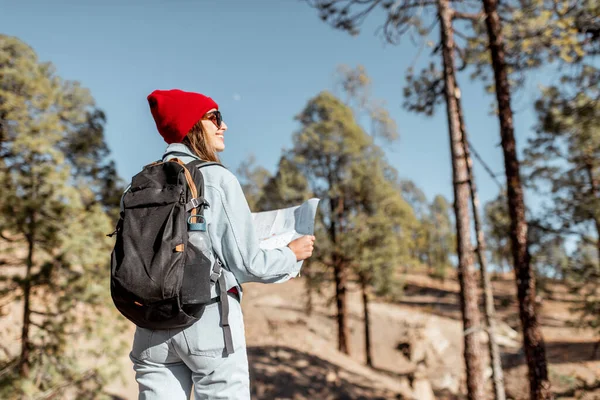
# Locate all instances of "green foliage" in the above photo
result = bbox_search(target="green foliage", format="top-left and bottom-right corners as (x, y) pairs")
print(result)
(427, 195), (455, 280)
(335, 64), (399, 143)
(525, 65), (600, 234)
(0, 34), (126, 399)
(291, 90), (372, 265)
(236, 154), (273, 211)
(567, 240), (600, 333)
(403, 63), (444, 117)
(307, 0), (431, 43)
(465, 0), (596, 89)
(527, 224), (570, 294)
(484, 193), (513, 272)
(524, 63), (599, 331)
(399, 182), (456, 280)
(258, 153), (312, 211)
(399, 180), (428, 219)
(287, 90), (416, 297)
(344, 147), (418, 293)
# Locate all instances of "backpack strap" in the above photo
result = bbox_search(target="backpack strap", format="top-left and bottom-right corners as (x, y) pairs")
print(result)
(213, 259), (234, 355)
(184, 160), (227, 213)
(187, 160), (227, 170)
(184, 160), (234, 354)
(218, 273), (234, 355)
(167, 158), (201, 220)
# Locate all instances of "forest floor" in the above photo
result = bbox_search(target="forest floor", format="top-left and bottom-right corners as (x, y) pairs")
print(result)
(102, 269), (599, 400)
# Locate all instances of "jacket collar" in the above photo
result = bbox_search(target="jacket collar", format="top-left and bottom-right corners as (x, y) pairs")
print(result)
(162, 143), (200, 163)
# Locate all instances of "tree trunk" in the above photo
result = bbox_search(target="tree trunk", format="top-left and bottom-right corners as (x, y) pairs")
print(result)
(334, 258), (350, 355)
(360, 273), (373, 367)
(303, 260), (313, 316)
(329, 195), (350, 355)
(19, 223), (35, 378)
(438, 1), (485, 398)
(330, 195), (350, 355)
(584, 162), (600, 263)
(480, 0), (552, 398)
(457, 95), (506, 400)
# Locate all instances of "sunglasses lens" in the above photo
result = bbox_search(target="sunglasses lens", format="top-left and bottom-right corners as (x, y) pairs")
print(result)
(204, 111), (223, 128)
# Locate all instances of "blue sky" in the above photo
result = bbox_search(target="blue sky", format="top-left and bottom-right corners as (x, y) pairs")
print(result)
(1, 0), (560, 210)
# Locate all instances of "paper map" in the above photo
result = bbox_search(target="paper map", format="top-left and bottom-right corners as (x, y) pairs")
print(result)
(251, 198), (320, 269)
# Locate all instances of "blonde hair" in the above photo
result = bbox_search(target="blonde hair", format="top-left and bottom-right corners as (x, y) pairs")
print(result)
(181, 119), (221, 163)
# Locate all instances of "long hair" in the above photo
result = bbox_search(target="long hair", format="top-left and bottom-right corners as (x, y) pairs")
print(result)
(181, 119), (221, 163)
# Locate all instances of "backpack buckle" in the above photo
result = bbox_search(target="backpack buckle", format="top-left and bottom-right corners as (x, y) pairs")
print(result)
(210, 259), (223, 283)
(210, 271), (221, 283)
(185, 197), (210, 212)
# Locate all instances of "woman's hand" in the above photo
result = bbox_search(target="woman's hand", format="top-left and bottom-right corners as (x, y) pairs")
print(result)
(287, 235), (315, 261)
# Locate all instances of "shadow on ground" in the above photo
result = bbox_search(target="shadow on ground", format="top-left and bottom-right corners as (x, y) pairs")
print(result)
(502, 340), (600, 369)
(248, 346), (402, 400)
(395, 283), (518, 321)
(554, 379), (600, 399)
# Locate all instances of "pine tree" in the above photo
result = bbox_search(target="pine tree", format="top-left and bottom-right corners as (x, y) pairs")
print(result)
(427, 195), (455, 280)
(0, 34), (126, 399)
(289, 91), (376, 355)
(344, 147), (417, 366)
(524, 64), (599, 343)
(304, 2), (489, 397)
(484, 193), (512, 274)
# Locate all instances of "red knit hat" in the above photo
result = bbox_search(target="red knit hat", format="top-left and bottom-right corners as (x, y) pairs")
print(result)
(147, 89), (219, 144)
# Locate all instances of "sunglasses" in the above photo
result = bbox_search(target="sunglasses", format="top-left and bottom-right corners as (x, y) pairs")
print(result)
(202, 110), (223, 128)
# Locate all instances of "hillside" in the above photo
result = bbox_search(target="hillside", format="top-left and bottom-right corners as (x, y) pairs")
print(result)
(104, 272), (600, 399)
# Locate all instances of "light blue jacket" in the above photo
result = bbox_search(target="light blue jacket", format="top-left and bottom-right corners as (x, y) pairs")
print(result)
(160, 143), (300, 300)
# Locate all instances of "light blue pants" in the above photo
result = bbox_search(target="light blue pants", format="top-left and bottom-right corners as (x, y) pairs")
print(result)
(129, 296), (250, 400)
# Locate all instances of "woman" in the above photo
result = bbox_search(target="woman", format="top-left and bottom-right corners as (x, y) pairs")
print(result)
(129, 89), (315, 399)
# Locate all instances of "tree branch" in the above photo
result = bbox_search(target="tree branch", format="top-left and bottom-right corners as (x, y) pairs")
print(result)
(467, 139), (504, 189)
(0, 231), (16, 242)
(452, 11), (484, 22)
(29, 320), (59, 334)
(36, 370), (98, 400)
(528, 221), (597, 246)
(0, 342), (12, 358)
(30, 309), (59, 317)
(455, 45), (468, 71)
(0, 357), (18, 379)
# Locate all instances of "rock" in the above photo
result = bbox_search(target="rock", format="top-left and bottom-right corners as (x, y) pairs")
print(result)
(396, 341), (411, 359)
(411, 339), (428, 365)
(412, 379), (435, 400)
(496, 321), (519, 339)
(423, 325), (450, 356)
(326, 370), (338, 383)
(436, 372), (460, 394)
(493, 321), (521, 348)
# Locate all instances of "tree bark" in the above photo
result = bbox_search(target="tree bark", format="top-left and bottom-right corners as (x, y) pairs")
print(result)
(438, 1), (485, 398)
(19, 217), (35, 378)
(457, 96), (506, 400)
(334, 259), (350, 355)
(584, 162), (600, 263)
(480, 0), (552, 398)
(304, 261), (314, 317)
(360, 273), (373, 367)
(329, 196), (350, 355)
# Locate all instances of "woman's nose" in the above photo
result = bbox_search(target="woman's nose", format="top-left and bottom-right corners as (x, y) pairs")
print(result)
(220, 121), (228, 131)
